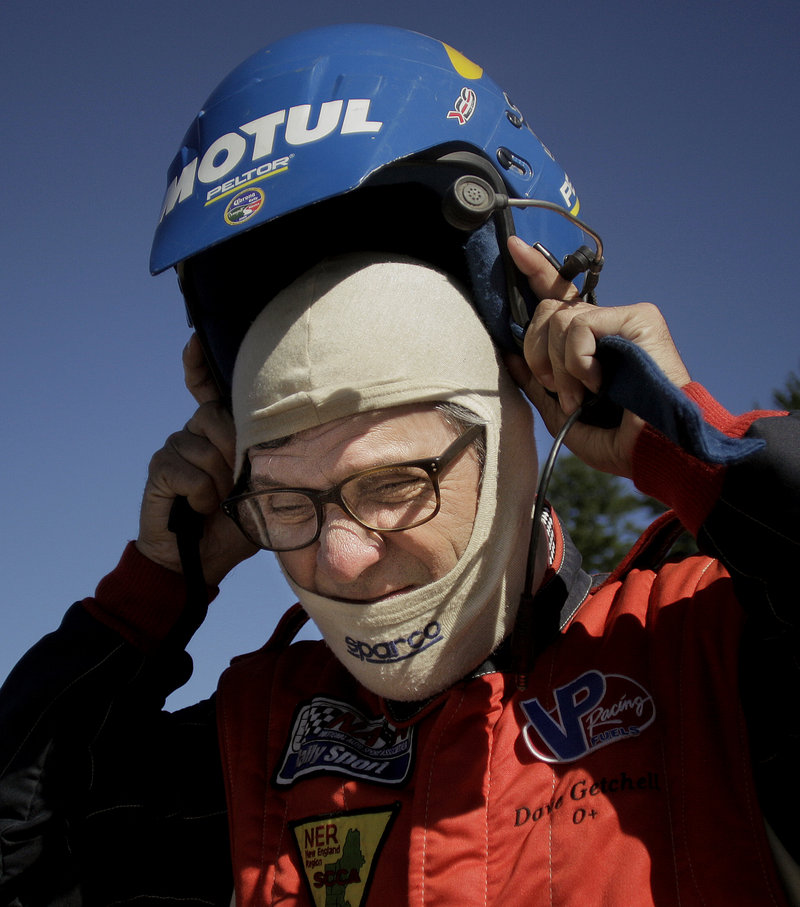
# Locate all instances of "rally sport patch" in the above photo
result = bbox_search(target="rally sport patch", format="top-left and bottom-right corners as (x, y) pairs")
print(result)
(275, 696), (415, 787)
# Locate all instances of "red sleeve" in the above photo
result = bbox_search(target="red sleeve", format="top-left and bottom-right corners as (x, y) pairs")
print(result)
(81, 542), (219, 652)
(631, 382), (784, 535)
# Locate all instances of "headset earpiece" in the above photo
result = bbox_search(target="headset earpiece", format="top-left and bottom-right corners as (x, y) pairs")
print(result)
(442, 175), (505, 231)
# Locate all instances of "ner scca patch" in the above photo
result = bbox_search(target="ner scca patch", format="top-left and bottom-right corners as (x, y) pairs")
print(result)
(275, 696), (415, 787)
(291, 805), (399, 907)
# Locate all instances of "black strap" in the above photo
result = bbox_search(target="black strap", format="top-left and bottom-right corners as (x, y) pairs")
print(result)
(165, 496), (209, 650)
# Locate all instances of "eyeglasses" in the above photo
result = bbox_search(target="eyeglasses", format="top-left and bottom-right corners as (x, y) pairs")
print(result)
(222, 422), (483, 552)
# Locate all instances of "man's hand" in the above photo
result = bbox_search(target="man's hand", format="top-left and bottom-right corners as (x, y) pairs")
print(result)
(135, 335), (257, 585)
(505, 236), (691, 479)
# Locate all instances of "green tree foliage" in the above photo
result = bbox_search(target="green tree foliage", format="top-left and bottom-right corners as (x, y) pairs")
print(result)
(545, 453), (649, 575)
(546, 453), (698, 575)
(772, 367), (800, 410)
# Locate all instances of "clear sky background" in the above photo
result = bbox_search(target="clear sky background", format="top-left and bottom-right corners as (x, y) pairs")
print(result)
(2, 0), (798, 709)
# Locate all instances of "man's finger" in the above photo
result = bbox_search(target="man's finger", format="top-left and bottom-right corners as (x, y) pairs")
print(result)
(183, 333), (221, 405)
(507, 235), (581, 303)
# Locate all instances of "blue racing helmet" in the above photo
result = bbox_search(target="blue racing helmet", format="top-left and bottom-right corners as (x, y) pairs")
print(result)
(151, 24), (594, 400)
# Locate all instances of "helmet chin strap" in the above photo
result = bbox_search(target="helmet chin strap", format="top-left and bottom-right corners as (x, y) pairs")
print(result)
(166, 495), (210, 650)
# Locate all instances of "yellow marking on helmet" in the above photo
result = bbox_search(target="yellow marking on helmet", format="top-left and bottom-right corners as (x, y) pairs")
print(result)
(443, 43), (483, 80)
(571, 198), (581, 217)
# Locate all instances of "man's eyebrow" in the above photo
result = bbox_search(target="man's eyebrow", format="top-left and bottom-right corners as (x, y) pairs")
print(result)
(248, 474), (293, 491)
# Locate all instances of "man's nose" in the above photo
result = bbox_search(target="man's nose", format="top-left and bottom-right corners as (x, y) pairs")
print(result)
(315, 506), (384, 582)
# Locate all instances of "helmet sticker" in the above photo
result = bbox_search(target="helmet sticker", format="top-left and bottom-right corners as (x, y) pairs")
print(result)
(560, 175), (581, 216)
(442, 43), (483, 79)
(224, 188), (265, 226)
(158, 99), (383, 223)
(205, 155), (290, 207)
(447, 87), (477, 125)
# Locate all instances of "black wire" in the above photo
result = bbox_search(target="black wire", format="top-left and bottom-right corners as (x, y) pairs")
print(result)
(523, 404), (584, 595)
(513, 403), (584, 689)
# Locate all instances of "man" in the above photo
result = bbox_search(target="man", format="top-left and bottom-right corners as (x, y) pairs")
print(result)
(1, 23), (798, 906)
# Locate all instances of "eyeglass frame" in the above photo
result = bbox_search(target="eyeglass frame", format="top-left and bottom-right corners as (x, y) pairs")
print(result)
(222, 421), (484, 552)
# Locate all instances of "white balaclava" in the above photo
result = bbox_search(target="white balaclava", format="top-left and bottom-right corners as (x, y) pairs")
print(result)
(232, 253), (538, 700)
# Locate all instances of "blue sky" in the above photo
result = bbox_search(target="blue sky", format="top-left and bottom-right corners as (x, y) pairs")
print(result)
(2, 0), (798, 708)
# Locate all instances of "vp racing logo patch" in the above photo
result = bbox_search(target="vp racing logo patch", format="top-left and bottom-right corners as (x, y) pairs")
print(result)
(519, 670), (656, 763)
(276, 696), (414, 787)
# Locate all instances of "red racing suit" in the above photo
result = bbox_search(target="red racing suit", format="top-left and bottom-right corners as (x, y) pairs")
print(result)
(217, 515), (782, 905)
(1, 383), (798, 905)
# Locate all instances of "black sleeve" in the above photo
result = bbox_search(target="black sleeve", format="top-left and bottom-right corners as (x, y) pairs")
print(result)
(0, 603), (232, 906)
(698, 411), (800, 860)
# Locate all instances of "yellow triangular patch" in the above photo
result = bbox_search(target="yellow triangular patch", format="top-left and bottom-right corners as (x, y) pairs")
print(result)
(291, 805), (399, 906)
(442, 43), (483, 80)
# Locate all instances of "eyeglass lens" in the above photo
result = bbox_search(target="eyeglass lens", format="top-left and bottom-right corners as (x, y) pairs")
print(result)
(236, 465), (438, 551)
